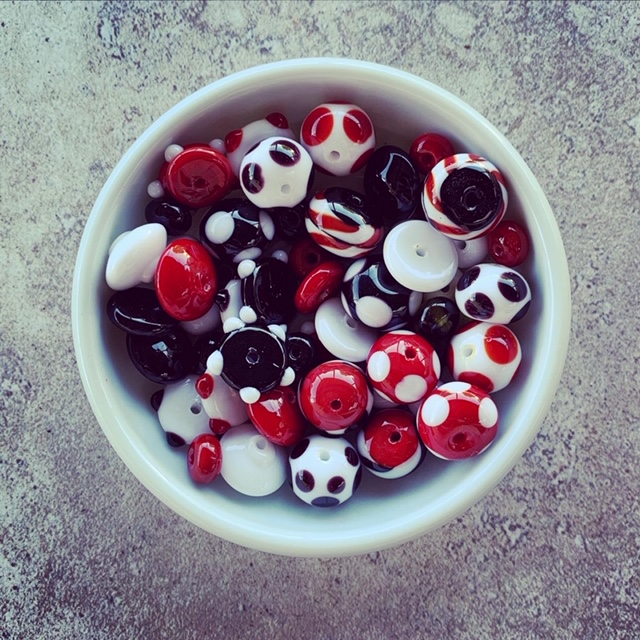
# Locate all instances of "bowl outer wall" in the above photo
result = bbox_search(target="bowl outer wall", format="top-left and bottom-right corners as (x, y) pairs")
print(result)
(72, 58), (571, 557)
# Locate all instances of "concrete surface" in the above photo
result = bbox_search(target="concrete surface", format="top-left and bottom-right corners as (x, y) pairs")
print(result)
(2, 1), (639, 638)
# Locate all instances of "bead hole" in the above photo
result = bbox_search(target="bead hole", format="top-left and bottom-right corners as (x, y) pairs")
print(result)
(389, 431), (401, 444)
(329, 150), (341, 161)
(415, 245), (427, 258)
(190, 403), (201, 415)
(462, 346), (475, 358)
(194, 177), (207, 189)
(246, 347), (260, 365)
(345, 316), (357, 329)
(405, 347), (417, 360)
(255, 437), (267, 450)
(281, 184), (291, 194)
(462, 186), (480, 211)
(319, 449), (330, 462)
(330, 399), (342, 411)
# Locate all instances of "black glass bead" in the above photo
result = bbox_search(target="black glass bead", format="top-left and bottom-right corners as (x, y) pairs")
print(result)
(364, 145), (421, 225)
(200, 198), (273, 263)
(219, 326), (286, 393)
(269, 200), (308, 240)
(150, 389), (164, 412)
(285, 332), (317, 380)
(106, 287), (178, 337)
(126, 328), (196, 384)
(193, 330), (225, 374)
(145, 199), (192, 235)
(440, 167), (502, 232)
(414, 296), (460, 358)
(341, 258), (416, 331)
(241, 258), (297, 325)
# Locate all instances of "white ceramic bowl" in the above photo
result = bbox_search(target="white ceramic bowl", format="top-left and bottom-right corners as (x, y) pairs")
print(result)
(72, 58), (570, 557)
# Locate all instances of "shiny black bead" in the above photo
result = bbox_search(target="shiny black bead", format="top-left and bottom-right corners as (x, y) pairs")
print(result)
(414, 296), (460, 357)
(200, 198), (273, 263)
(364, 145), (421, 225)
(145, 199), (192, 235)
(219, 326), (286, 393)
(285, 332), (317, 380)
(106, 287), (178, 337)
(269, 201), (308, 240)
(241, 258), (297, 325)
(193, 330), (225, 374)
(126, 328), (195, 384)
(440, 167), (502, 232)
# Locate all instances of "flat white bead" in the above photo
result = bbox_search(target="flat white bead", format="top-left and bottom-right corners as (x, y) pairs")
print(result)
(315, 297), (378, 363)
(157, 376), (209, 444)
(180, 304), (221, 335)
(383, 220), (458, 293)
(200, 373), (248, 426)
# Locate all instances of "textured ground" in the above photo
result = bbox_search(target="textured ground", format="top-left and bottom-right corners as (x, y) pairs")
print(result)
(2, 1), (639, 638)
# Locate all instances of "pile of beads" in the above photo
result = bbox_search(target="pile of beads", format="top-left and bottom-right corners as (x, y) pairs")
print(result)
(105, 103), (531, 508)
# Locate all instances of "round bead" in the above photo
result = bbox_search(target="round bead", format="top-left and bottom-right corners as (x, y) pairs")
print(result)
(126, 328), (195, 384)
(160, 144), (233, 208)
(300, 102), (375, 176)
(383, 219), (458, 293)
(217, 325), (287, 395)
(106, 287), (178, 336)
(247, 386), (306, 446)
(289, 434), (362, 507)
(194, 370), (248, 433)
(288, 235), (332, 278)
(453, 235), (489, 269)
(364, 145), (421, 225)
(488, 219), (530, 267)
(156, 374), (209, 446)
(200, 198), (275, 264)
(240, 257), (297, 325)
(414, 296), (460, 358)
(448, 321), (522, 393)
(455, 263), (531, 324)
(295, 260), (345, 314)
(422, 153), (508, 241)
(314, 297), (378, 363)
(154, 238), (218, 321)
(417, 381), (499, 460)
(269, 201), (309, 241)
(105, 223), (167, 291)
(285, 332), (318, 381)
(341, 257), (422, 331)
(306, 187), (384, 259)
(299, 360), (373, 435)
(366, 330), (440, 405)
(144, 199), (193, 235)
(409, 132), (455, 175)
(239, 136), (314, 209)
(356, 409), (424, 479)
(224, 112), (295, 176)
(220, 423), (288, 496)
(187, 434), (223, 484)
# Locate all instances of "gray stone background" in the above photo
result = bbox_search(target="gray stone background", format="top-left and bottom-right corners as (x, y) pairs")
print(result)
(2, 1), (639, 638)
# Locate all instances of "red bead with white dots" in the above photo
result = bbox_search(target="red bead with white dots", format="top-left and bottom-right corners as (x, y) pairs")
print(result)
(366, 330), (441, 405)
(417, 381), (499, 460)
(300, 102), (375, 176)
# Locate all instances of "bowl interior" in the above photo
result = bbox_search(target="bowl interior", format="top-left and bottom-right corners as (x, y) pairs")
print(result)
(72, 59), (570, 557)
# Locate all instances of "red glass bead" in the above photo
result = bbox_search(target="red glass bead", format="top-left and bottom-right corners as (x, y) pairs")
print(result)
(187, 433), (223, 483)
(288, 235), (332, 279)
(155, 238), (218, 321)
(409, 132), (454, 175)
(488, 220), (530, 267)
(299, 360), (372, 434)
(160, 145), (233, 208)
(247, 386), (306, 447)
(294, 260), (345, 314)
(361, 409), (421, 470)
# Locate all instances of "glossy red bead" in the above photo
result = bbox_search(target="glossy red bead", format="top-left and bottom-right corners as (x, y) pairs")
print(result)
(488, 220), (530, 267)
(187, 433), (223, 483)
(155, 238), (218, 321)
(366, 331), (441, 405)
(361, 409), (420, 469)
(299, 360), (372, 434)
(247, 386), (306, 446)
(409, 132), (455, 175)
(160, 145), (233, 208)
(294, 260), (345, 314)
(288, 235), (332, 279)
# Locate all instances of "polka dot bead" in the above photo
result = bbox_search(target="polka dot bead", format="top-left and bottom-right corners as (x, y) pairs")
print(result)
(455, 263), (531, 324)
(240, 136), (314, 209)
(289, 434), (362, 507)
(448, 321), (522, 393)
(300, 102), (375, 176)
(422, 153), (508, 241)
(366, 330), (441, 405)
(417, 381), (499, 460)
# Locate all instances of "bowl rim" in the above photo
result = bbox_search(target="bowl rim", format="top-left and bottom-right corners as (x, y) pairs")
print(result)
(72, 57), (571, 557)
